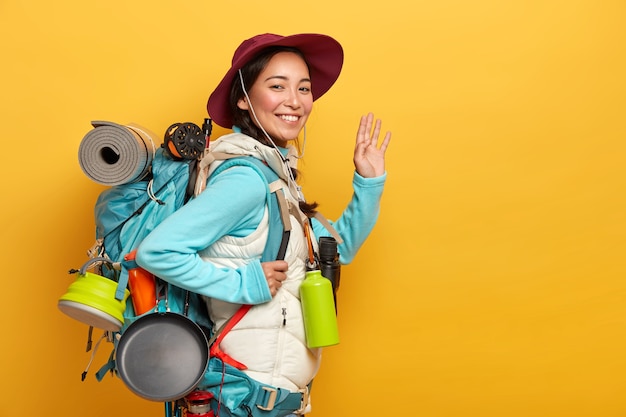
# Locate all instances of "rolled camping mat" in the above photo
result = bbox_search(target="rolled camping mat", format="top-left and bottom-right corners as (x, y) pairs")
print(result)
(78, 121), (157, 186)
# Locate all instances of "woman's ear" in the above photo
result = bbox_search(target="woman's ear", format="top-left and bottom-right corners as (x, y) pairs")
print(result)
(237, 97), (249, 110)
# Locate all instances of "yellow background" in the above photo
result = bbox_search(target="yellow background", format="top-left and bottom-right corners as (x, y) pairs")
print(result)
(1, 0), (625, 416)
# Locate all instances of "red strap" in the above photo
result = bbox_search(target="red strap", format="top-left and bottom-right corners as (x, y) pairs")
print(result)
(209, 304), (252, 370)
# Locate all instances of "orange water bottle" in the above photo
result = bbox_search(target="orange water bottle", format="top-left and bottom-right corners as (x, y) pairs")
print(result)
(124, 250), (156, 315)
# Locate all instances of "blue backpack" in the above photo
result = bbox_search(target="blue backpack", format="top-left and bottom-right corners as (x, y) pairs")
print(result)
(72, 121), (303, 417)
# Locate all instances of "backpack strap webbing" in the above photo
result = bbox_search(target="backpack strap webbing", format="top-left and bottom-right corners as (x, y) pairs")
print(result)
(208, 304), (252, 369)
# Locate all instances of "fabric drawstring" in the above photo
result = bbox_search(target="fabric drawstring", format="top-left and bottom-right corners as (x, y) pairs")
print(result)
(218, 360), (226, 417)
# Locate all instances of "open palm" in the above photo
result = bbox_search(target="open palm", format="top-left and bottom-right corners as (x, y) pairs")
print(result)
(353, 112), (392, 178)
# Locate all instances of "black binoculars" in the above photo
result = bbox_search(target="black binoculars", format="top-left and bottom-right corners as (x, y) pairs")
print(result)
(318, 236), (340, 294)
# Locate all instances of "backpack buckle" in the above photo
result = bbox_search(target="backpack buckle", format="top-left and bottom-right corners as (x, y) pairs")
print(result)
(257, 386), (278, 411)
(295, 386), (309, 415)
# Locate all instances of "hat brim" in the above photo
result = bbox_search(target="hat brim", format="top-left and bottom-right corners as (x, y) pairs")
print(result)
(207, 33), (344, 128)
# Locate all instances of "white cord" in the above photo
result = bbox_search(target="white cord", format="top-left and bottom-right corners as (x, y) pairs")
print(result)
(81, 331), (107, 379)
(238, 69), (304, 201)
(294, 125), (306, 159)
(146, 179), (164, 205)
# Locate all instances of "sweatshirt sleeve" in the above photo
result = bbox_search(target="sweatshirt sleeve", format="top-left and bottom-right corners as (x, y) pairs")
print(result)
(311, 171), (387, 265)
(136, 165), (272, 304)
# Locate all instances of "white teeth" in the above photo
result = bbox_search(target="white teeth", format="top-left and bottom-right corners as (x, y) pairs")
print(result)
(279, 115), (298, 122)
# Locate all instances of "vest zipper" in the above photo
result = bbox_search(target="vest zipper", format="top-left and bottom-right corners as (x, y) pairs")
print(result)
(273, 298), (288, 380)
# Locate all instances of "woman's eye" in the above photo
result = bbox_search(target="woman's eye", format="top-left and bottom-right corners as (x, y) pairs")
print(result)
(299, 86), (311, 93)
(270, 84), (284, 90)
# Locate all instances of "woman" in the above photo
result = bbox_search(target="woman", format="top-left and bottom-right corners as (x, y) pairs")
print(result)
(136, 33), (391, 416)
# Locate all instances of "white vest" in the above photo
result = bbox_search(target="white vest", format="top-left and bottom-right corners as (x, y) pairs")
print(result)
(199, 134), (321, 392)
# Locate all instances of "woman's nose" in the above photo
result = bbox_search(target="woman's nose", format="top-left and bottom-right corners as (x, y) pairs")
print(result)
(284, 88), (301, 108)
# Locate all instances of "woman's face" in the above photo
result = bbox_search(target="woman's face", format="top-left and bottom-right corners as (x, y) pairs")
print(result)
(238, 51), (313, 147)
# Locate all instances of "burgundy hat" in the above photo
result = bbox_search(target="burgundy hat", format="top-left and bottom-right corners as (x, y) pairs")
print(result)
(207, 33), (344, 128)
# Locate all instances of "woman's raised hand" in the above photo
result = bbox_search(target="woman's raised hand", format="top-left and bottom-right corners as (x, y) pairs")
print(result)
(353, 113), (391, 178)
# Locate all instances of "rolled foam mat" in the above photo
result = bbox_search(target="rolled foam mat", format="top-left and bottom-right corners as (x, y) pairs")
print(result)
(78, 121), (157, 186)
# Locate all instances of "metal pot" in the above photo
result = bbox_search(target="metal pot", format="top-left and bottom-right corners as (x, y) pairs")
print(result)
(115, 310), (209, 402)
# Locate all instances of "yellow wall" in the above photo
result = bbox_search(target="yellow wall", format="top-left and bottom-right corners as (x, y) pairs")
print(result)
(1, 0), (625, 416)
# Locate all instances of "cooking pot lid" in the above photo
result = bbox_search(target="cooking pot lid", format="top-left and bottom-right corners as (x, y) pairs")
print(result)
(116, 312), (209, 401)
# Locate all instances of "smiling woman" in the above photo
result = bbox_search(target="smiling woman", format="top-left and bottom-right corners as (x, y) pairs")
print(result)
(134, 32), (392, 417)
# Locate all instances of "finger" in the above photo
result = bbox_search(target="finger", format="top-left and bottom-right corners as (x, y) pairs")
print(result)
(274, 278), (283, 294)
(267, 260), (288, 272)
(356, 114), (368, 144)
(379, 131), (391, 153)
(370, 118), (382, 146)
(365, 113), (374, 137)
(275, 260), (289, 272)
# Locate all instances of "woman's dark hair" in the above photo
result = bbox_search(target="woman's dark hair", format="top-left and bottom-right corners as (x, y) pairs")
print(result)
(229, 46), (318, 216)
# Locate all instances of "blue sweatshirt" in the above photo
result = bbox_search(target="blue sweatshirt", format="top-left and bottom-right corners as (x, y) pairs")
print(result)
(136, 151), (386, 305)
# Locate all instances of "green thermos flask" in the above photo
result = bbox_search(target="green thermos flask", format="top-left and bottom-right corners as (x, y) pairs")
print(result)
(300, 270), (339, 348)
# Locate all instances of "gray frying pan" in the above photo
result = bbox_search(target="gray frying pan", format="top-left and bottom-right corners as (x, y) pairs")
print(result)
(115, 311), (209, 401)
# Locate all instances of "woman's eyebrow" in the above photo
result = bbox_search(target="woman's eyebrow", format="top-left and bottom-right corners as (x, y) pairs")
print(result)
(264, 75), (311, 83)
